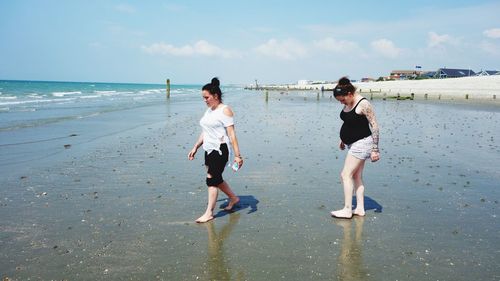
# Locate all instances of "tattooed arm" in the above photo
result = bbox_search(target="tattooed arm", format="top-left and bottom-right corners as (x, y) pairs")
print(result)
(360, 100), (380, 153)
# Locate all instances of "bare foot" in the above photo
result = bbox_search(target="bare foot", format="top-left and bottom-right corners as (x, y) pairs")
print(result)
(195, 214), (214, 223)
(223, 197), (240, 211)
(330, 208), (353, 219)
(353, 208), (366, 217)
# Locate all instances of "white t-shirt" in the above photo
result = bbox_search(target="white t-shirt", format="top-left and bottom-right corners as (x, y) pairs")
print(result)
(200, 104), (234, 155)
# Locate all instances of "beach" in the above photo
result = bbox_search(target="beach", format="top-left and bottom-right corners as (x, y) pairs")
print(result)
(1, 82), (499, 280)
(253, 75), (500, 101)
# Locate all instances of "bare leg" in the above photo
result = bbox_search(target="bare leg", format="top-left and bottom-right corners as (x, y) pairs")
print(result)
(353, 161), (366, 216)
(218, 181), (239, 211)
(331, 154), (365, 219)
(196, 181), (218, 223)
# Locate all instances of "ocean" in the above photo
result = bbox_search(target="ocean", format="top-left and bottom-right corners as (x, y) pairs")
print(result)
(0, 80), (204, 131)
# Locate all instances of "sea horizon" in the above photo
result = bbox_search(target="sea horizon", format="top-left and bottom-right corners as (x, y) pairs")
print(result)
(0, 78), (199, 87)
(0, 78), (247, 87)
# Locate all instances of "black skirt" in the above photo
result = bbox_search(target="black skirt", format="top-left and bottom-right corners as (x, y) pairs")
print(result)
(204, 143), (229, 186)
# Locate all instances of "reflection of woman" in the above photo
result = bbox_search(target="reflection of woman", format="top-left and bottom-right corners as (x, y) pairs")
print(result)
(205, 213), (243, 280)
(331, 77), (380, 219)
(335, 218), (367, 281)
(188, 78), (243, 223)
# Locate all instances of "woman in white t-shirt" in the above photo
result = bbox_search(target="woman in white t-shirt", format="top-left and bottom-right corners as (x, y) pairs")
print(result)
(188, 78), (243, 223)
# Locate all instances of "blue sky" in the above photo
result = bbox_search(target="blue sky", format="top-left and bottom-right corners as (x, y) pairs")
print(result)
(1, 0), (499, 84)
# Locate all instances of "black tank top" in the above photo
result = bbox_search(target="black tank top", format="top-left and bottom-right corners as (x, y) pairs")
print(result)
(339, 98), (371, 145)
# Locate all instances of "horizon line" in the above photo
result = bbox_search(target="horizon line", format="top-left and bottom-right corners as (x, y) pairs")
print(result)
(0, 78), (236, 86)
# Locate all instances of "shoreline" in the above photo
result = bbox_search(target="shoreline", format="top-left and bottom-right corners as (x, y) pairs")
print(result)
(247, 75), (500, 102)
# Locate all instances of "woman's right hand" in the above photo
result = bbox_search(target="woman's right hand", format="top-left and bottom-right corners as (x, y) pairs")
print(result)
(339, 140), (345, 150)
(188, 147), (197, 160)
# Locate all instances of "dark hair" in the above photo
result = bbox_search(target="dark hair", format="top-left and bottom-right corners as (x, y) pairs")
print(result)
(333, 77), (356, 97)
(202, 77), (223, 102)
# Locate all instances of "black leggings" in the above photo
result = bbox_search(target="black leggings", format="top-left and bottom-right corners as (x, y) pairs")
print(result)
(204, 143), (229, 186)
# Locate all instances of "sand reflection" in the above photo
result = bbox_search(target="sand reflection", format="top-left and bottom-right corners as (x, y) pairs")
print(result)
(203, 213), (244, 281)
(335, 217), (368, 281)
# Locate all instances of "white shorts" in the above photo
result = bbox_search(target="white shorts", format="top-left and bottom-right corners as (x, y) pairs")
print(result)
(347, 136), (373, 160)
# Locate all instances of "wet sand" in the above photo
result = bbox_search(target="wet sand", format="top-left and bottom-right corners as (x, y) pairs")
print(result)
(1, 90), (499, 280)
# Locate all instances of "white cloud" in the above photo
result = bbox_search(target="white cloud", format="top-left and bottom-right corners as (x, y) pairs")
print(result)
(254, 39), (307, 60)
(313, 37), (361, 53)
(483, 28), (500, 39)
(115, 4), (136, 14)
(370, 39), (401, 58)
(141, 40), (240, 58)
(427, 31), (459, 48)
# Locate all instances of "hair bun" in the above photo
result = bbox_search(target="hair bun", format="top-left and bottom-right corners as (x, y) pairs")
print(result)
(338, 77), (350, 85)
(211, 77), (220, 87)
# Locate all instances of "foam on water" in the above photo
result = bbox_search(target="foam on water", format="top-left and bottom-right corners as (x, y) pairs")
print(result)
(138, 89), (163, 95)
(27, 93), (43, 99)
(0, 98), (76, 106)
(94, 90), (116, 94)
(52, 91), (82, 97)
(80, 95), (101, 99)
(0, 96), (17, 100)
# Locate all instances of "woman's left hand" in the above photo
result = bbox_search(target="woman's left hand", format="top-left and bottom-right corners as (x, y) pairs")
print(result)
(370, 151), (380, 162)
(235, 156), (243, 169)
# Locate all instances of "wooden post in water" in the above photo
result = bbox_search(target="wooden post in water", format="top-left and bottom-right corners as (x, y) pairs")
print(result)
(411, 93), (414, 100)
(465, 94), (469, 99)
(265, 91), (269, 103)
(370, 92), (373, 100)
(494, 94), (496, 100)
(424, 93), (428, 100)
(383, 93), (386, 101)
(166, 79), (171, 99)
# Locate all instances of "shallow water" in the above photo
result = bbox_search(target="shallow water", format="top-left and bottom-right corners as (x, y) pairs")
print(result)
(1, 89), (499, 280)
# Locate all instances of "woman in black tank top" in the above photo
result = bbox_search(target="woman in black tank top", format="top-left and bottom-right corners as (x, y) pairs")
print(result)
(330, 77), (380, 219)
(339, 98), (372, 145)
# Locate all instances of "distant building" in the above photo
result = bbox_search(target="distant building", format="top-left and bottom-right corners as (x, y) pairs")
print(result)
(434, 68), (476, 78)
(297, 80), (312, 85)
(476, 70), (499, 76)
(419, 71), (436, 78)
(390, 70), (423, 80)
(311, 80), (330, 84)
(361, 77), (376, 82)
